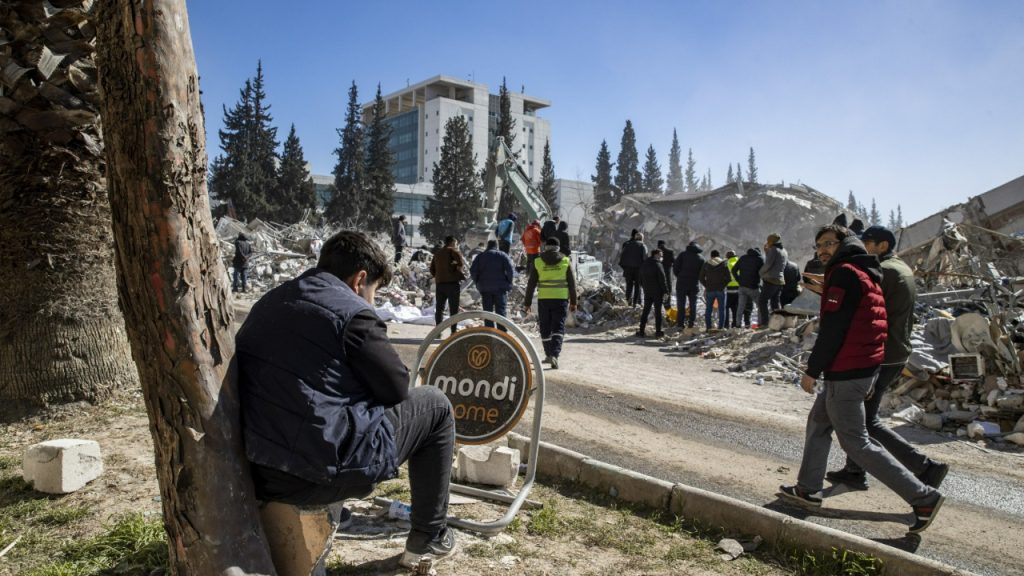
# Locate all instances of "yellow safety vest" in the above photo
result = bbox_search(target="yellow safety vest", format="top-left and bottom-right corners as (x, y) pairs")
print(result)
(535, 256), (569, 300)
(727, 256), (739, 288)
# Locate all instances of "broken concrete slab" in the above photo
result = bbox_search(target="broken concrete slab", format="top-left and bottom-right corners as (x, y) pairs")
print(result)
(23, 439), (102, 494)
(453, 445), (520, 488)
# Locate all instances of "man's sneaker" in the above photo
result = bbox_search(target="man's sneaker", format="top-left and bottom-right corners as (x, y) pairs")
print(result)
(825, 468), (869, 490)
(336, 506), (353, 531)
(909, 494), (945, 534)
(542, 356), (552, 365)
(549, 356), (559, 369)
(777, 485), (823, 508)
(654, 331), (665, 338)
(917, 461), (949, 490)
(399, 526), (458, 568)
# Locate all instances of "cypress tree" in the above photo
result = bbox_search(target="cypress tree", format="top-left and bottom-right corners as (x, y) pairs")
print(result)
(538, 139), (558, 211)
(847, 191), (859, 213)
(888, 209), (897, 231)
(363, 84), (396, 233)
(726, 164), (734, 184)
(327, 81), (366, 226)
(735, 162), (743, 183)
(666, 129), (683, 194)
(684, 148), (697, 194)
(869, 198), (881, 226)
(273, 125), (317, 223)
(592, 140), (615, 212)
(421, 116), (480, 245)
(248, 61), (279, 215)
(496, 77), (519, 217)
(705, 168), (713, 191)
(614, 120), (641, 195)
(209, 78), (271, 219)
(642, 144), (663, 194)
(747, 147), (758, 184)
(896, 205), (904, 229)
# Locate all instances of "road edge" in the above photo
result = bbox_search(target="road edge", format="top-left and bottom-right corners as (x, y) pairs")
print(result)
(507, 433), (973, 576)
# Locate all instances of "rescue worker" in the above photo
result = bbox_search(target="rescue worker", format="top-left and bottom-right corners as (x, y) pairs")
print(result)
(524, 237), (578, 370)
(522, 220), (542, 269)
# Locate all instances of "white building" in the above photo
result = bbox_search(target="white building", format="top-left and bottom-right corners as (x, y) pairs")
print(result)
(362, 75), (551, 186)
(554, 179), (595, 241)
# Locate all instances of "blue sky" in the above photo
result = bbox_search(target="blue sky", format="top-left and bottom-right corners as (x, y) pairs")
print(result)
(185, 1), (1024, 224)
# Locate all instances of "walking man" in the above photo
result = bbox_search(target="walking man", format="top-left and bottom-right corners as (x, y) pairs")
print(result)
(236, 231), (457, 568)
(672, 241), (705, 328)
(232, 232), (253, 293)
(637, 248), (669, 338)
(524, 237), (578, 370)
(732, 247), (763, 328)
(392, 214), (408, 265)
(699, 249), (730, 330)
(779, 224), (945, 534)
(430, 236), (466, 336)
(470, 240), (515, 331)
(826, 225), (949, 491)
(758, 233), (788, 328)
(618, 232), (647, 307)
(522, 220), (542, 270)
(495, 213), (517, 254)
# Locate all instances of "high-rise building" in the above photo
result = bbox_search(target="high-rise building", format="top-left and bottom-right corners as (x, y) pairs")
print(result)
(362, 75), (551, 185)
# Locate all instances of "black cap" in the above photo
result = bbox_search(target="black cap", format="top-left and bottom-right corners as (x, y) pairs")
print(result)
(860, 225), (896, 248)
(545, 237), (560, 248)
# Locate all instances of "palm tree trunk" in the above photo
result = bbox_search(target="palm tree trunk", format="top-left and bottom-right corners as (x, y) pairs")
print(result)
(0, 0), (138, 415)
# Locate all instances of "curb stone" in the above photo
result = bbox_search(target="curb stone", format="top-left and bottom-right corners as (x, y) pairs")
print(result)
(507, 433), (973, 576)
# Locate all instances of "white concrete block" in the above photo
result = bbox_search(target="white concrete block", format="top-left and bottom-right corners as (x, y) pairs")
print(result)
(453, 445), (520, 487)
(23, 439), (103, 494)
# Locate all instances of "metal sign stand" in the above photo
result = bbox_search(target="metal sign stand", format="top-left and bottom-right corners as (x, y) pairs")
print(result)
(410, 310), (545, 535)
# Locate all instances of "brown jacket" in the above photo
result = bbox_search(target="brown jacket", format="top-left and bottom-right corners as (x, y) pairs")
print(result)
(430, 246), (466, 284)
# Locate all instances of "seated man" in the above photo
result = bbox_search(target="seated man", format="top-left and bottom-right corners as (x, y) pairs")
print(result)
(236, 230), (457, 568)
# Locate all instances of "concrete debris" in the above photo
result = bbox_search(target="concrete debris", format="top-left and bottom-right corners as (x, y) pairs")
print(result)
(23, 439), (103, 494)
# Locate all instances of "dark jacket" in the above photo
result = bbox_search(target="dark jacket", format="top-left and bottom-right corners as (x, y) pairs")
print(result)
(660, 247), (675, 275)
(470, 248), (514, 294)
(781, 260), (802, 305)
(806, 237), (887, 381)
(733, 248), (763, 290)
(803, 256), (825, 275)
(236, 269), (407, 486)
(760, 243), (788, 285)
(555, 222), (571, 257)
(618, 238), (647, 269)
(233, 234), (253, 268)
(524, 249), (578, 306)
(541, 220), (557, 241)
(879, 253), (916, 365)
(640, 257), (669, 296)
(699, 256), (731, 292)
(430, 246), (466, 284)
(672, 243), (705, 289)
(392, 218), (407, 248)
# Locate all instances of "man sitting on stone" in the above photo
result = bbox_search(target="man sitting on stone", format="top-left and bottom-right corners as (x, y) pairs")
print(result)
(236, 230), (458, 568)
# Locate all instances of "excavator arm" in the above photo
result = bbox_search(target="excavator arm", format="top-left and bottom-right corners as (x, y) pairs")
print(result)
(478, 137), (551, 231)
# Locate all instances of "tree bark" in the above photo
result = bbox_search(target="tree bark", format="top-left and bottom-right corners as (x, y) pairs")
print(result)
(0, 0), (139, 416)
(93, 2), (275, 574)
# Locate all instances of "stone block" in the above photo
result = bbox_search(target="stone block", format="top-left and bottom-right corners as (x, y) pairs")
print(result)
(579, 460), (673, 510)
(507, 433), (588, 483)
(260, 501), (340, 576)
(453, 445), (520, 487)
(23, 439), (103, 494)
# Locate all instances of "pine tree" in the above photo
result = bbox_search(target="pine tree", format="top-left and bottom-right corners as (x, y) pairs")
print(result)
(666, 129), (683, 194)
(846, 191), (858, 214)
(614, 120), (641, 195)
(705, 168), (713, 191)
(209, 77), (271, 219)
(726, 164), (734, 184)
(641, 144), (663, 194)
(735, 162), (743, 183)
(747, 147), (758, 185)
(896, 205), (904, 229)
(888, 209), (897, 230)
(363, 84), (396, 233)
(248, 61), (279, 214)
(421, 116), (480, 245)
(272, 125), (317, 223)
(592, 140), (615, 212)
(869, 198), (881, 226)
(684, 148), (697, 194)
(327, 81), (366, 226)
(538, 139), (558, 211)
(496, 77), (519, 217)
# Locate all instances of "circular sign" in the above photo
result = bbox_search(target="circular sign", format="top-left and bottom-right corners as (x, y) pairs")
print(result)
(423, 327), (532, 444)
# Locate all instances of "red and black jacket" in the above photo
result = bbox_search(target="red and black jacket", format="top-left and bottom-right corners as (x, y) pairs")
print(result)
(806, 237), (887, 381)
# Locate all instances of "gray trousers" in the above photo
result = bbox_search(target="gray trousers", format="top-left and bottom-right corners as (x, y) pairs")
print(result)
(735, 286), (759, 327)
(796, 374), (937, 507)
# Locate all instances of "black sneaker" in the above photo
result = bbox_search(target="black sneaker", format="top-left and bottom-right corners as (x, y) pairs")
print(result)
(917, 461), (949, 490)
(400, 526), (458, 568)
(635, 330), (646, 338)
(336, 506), (353, 531)
(825, 468), (869, 490)
(654, 331), (665, 338)
(777, 485), (823, 508)
(909, 494), (945, 534)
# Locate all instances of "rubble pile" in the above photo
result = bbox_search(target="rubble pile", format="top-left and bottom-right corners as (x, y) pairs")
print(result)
(216, 214), (327, 294)
(901, 219), (1024, 292)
